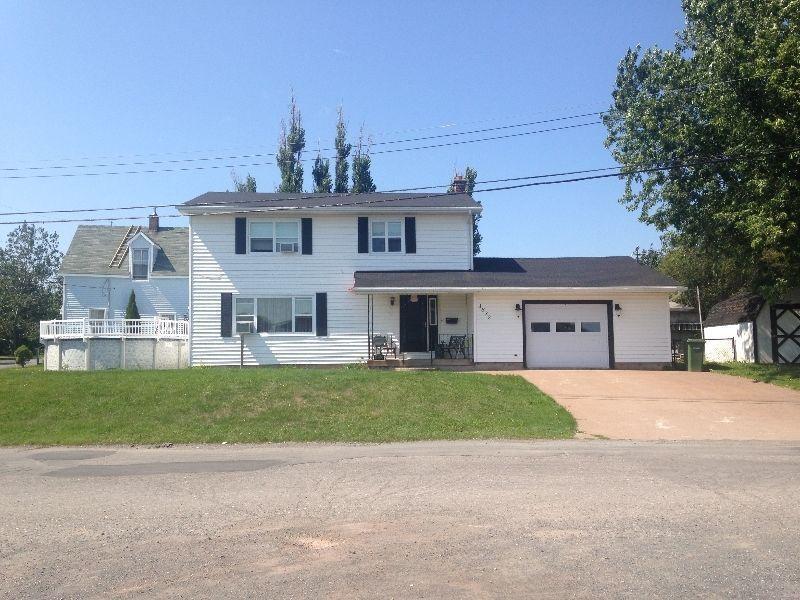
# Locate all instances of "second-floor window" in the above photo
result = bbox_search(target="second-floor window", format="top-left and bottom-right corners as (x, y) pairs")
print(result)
(371, 220), (402, 253)
(250, 221), (299, 253)
(132, 248), (149, 279)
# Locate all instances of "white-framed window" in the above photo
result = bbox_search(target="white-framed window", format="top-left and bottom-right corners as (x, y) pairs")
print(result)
(371, 220), (402, 253)
(132, 248), (149, 280)
(428, 297), (438, 326)
(235, 296), (314, 334)
(88, 308), (107, 320)
(158, 312), (177, 321)
(250, 220), (300, 253)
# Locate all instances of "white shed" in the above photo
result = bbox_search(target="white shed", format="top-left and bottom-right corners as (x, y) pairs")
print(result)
(703, 289), (800, 364)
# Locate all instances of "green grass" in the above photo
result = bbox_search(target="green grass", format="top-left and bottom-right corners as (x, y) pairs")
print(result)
(0, 366), (576, 445)
(707, 362), (800, 391)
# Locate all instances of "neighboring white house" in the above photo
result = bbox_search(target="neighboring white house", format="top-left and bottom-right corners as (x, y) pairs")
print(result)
(179, 188), (682, 369)
(41, 213), (190, 370)
(704, 289), (800, 364)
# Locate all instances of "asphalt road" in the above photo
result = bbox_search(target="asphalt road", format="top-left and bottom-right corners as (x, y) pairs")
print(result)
(2, 441), (799, 599)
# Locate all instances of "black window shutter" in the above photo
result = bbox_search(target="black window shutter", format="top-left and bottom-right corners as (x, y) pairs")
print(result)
(357, 217), (369, 253)
(315, 293), (328, 336)
(221, 293), (233, 337)
(405, 217), (416, 254)
(234, 218), (247, 254)
(301, 218), (312, 255)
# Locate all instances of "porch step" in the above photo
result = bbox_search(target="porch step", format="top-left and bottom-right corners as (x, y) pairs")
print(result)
(367, 358), (406, 369)
(367, 358), (474, 369)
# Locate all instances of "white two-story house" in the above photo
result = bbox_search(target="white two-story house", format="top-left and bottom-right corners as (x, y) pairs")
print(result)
(180, 188), (682, 369)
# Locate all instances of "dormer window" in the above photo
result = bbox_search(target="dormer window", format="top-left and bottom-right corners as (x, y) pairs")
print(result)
(132, 248), (149, 280)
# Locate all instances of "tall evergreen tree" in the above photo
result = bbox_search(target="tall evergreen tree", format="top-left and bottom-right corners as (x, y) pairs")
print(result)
(448, 166), (482, 255)
(231, 170), (257, 192)
(351, 130), (377, 193)
(312, 150), (332, 193)
(125, 290), (140, 320)
(276, 95), (305, 193)
(334, 106), (351, 193)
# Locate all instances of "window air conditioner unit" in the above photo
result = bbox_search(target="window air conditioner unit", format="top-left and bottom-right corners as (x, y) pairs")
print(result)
(277, 243), (297, 253)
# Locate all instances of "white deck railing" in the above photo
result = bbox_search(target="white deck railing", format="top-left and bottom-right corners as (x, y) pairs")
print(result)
(40, 318), (189, 340)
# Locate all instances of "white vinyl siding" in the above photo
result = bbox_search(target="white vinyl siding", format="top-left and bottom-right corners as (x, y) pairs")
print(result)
(189, 212), (472, 365)
(471, 291), (671, 365)
(62, 275), (189, 320)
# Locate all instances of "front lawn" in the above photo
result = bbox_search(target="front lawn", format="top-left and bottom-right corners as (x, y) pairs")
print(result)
(0, 367), (575, 445)
(708, 362), (800, 392)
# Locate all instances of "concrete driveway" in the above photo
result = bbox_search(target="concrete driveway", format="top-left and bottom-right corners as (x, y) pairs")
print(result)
(2, 441), (800, 599)
(519, 370), (800, 440)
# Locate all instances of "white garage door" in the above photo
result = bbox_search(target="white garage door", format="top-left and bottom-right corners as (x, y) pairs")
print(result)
(525, 303), (610, 368)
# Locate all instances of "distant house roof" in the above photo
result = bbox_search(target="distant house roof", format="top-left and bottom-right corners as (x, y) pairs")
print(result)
(181, 191), (480, 212)
(353, 256), (680, 290)
(705, 291), (764, 327)
(60, 226), (189, 276)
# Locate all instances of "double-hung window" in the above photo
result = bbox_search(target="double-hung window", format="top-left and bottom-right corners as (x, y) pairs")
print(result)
(371, 220), (402, 253)
(250, 221), (299, 253)
(132, 248), (149, 280)
(236, 296), (313, 334)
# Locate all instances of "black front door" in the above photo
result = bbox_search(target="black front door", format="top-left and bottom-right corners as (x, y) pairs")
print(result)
(400, 294), (428, 352)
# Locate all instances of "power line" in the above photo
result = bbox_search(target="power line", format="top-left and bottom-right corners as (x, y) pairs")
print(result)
(0, 120), (601, 180)
(2, 74), (761, 167)
(1, 143), (796, 218)
(2, 143), (796, 226)
(0, 113), (603, 173)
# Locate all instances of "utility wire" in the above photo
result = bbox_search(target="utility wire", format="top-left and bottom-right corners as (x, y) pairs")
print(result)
(0, 113), (602, 173)
(2, 144), (797, 225)
(0, 121), (601, 179)
(2, 74), (762, 167)
(1, 143), (795, 218)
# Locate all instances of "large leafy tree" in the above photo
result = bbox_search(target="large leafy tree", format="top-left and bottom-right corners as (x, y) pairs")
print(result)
(0, 224), (62, 352)
(604, 0), (800, 300)
(334, 107), (351, 193)
(633, 238), (742, 313)
(276, 95), (305, 193)
(312, 151), (332, 193)
(351, 130), (377, 193)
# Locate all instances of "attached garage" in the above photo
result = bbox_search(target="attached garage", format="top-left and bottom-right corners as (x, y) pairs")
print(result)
(524, 302), (612, 368)
(353, 256), (681, 370)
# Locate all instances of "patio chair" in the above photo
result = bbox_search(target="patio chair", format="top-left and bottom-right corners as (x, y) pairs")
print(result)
(443, 335), (467, 359)
(372, 334), (398, 359)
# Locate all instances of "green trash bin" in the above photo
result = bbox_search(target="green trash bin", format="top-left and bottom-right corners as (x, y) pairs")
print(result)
(686, 339), (706, 372)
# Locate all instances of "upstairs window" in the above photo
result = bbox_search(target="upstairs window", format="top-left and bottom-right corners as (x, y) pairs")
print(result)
(371, 220), (402, 252)
(250, 221), (299, 253)
(132, 248), (149, 280)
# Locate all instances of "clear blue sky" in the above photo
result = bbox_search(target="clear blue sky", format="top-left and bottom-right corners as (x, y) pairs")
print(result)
(0, 1), (685, 256)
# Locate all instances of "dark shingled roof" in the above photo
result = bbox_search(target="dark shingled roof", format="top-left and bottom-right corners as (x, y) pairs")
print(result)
(704, 291), (764, 327)
(354, 256), (679, 289)
(60, 225), (189, 276)
(182, 191), (479, 211)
